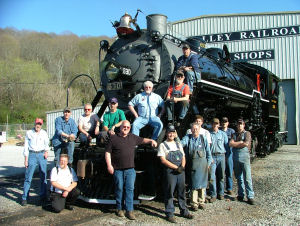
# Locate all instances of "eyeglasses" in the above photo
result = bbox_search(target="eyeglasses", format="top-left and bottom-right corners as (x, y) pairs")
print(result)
(122, 126), (130, 129)
(84, 109), (92, 111)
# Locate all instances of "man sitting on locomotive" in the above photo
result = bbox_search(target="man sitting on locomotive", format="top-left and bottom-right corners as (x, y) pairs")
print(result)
(78, 103), (100, 147)
(128, 81), (164, 141)
(165, 70), (190, 125)
(95, 97), (126, 143)
(175, 43), (201, 93)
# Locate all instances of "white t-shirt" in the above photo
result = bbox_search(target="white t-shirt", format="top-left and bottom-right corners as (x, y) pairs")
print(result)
(50, 166), (78, 194)
(186, 127), (212, 144)
(157, 141), (185, 158)
(78, 113), (99, 132)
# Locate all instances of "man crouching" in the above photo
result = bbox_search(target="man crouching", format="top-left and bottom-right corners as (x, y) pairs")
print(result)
(50, 154), (80, 213)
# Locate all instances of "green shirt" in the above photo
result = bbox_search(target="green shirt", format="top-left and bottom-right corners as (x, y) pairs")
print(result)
(103, 109), (126, 129)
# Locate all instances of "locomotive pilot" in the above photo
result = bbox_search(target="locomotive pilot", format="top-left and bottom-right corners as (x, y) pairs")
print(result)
(229, 119), (255, 205)
(128, 81), (164, 141)
(175, 43), (201, 93)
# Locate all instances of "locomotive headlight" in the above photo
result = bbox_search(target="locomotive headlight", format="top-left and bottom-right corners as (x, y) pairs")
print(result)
(106, 62), (120, 81)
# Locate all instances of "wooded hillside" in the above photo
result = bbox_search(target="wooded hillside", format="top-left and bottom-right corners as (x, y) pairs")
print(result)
(0, 28), (114, 123)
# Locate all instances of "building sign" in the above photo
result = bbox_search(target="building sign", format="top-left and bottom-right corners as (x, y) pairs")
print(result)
(197, 25), (300, 43)
(230, 49), (275, 61)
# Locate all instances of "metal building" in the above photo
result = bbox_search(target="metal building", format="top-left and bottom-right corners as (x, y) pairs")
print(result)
(169, 11), (300, 144)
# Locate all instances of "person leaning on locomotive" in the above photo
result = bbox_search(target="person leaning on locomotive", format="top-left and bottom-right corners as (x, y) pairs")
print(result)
(105, 120), (157, 220)
(78, 103), (100, 147)
(165, 70), (190, 124)
(52, 107), (78, 166)
(175, 43), (201, 93)
(128, 81), (165, 141)
(95, 97), (126, 143)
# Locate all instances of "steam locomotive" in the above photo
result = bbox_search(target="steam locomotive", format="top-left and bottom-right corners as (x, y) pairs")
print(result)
(73, 12), (287, 203)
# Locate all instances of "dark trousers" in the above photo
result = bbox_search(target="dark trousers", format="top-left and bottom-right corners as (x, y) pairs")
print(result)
(51, 188), (80, 213)
(164, 168), (189, 217)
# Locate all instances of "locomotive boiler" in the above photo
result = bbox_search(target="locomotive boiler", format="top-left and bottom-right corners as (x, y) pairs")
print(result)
(73, 12), (287, 203)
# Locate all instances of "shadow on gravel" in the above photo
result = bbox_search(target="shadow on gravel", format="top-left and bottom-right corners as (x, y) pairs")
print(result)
(136, 203), (166, 220)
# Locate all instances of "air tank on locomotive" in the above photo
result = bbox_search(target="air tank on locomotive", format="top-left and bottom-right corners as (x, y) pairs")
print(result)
(73, 12), (286, 203)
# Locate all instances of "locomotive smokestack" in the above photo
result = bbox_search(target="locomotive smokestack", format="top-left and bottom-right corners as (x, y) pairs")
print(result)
(147, 14), (167, 35)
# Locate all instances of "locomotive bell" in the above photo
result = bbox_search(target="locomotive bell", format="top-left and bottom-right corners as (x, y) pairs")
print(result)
(119, 13), (133, 29)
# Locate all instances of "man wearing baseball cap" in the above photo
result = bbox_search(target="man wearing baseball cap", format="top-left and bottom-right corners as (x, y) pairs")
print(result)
(21, 118), (50, 206)
(175, 43), (201, 93)
(229, 119), (255, 205)
(95, 97), (126, 143)
(52, 107), (78, 165)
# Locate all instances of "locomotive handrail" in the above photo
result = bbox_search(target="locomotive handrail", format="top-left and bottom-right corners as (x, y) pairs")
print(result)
(66, 74), (98, 107)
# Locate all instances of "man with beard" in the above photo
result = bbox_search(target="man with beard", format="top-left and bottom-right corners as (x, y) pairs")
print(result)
(165, 70), (190, 125)
(128, 81), (164, 140)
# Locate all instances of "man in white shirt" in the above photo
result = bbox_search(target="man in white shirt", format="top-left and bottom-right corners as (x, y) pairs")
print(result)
(50, 154), (79, 213)
(78, 103), (99, 147)
(21, 118), (50, 206)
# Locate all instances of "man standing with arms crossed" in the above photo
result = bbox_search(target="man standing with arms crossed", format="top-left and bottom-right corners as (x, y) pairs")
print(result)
(105, 120), (157, 220)
(21, 118), (49, 206)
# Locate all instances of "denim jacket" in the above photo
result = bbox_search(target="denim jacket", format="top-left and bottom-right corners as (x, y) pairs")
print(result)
(176, 53), (200, 73)
(128, 92), (164, 118)
(52, 116), (78, 147)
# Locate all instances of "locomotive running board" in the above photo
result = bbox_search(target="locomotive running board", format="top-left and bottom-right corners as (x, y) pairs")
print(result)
(78, 195), (140, 204)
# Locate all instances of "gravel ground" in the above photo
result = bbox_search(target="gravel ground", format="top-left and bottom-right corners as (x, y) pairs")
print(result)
(0, 145), (299, 225)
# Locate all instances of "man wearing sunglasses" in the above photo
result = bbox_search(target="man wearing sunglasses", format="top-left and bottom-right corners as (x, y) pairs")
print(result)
(52, 107), (78, 166)
(78, 103), (99, 147)
(105, 120), (157, 220)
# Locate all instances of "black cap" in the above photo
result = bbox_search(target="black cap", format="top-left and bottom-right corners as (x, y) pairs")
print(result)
(182, 43), (190, 49)
(166, 124), (176, 132)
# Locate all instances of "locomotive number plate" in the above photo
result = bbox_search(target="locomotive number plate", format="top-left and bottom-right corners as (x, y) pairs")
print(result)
(107, 82), (123, 91)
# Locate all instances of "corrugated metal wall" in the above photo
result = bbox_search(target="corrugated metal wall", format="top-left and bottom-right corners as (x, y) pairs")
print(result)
(46, 105), (104, 139)
(169, 11), (300, 144)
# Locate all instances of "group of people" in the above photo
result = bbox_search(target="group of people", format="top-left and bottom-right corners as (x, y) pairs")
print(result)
(20, 43), (255, 221)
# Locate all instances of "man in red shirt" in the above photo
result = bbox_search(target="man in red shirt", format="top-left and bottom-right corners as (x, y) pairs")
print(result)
(165, 70), (190, 124)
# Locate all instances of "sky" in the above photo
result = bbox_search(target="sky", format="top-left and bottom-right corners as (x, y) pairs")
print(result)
(0, 0), (299, 37)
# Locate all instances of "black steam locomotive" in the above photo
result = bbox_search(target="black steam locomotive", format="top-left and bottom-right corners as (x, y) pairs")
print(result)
(73, 12), (287, 203)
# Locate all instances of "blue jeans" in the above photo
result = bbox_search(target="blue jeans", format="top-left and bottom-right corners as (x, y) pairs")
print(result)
(166, 100), (189, 121)
(79, 131), (97, 146)
(233, 151), (254, 199)
(164, 168), (189, 217)
(225, 151), (233, 191)
(209, 154), (225, 197)
(22, 152), (47, 200)
(131, 116), (163, 140)
(54, 141), (75, 164)
(185, 70), (201, 92)
(113, 168), (136, 211)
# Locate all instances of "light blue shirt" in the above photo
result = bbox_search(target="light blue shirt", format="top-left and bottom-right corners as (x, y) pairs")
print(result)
(128, 92), (164, 118)
(23, 128), (50, 157)
(210, 130), (230, 155)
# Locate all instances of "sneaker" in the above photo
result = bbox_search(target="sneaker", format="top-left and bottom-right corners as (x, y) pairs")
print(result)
(209, 197), (216, 203)
(125, 211), (136, 220)
(247, 198), (255, 205)
(116, 209), (125, 217)
(166, 216), (176, 223)
(182, 213), (193, 219)
(198, 204), (205, 210)
(21, 199), (27, 206)
(227, 190), (233, 196)
(217, 195), (224, 200)
(65, 205), (74, 211)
